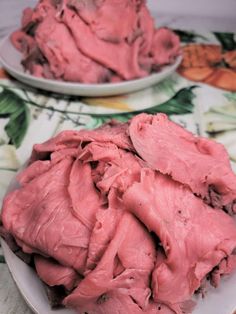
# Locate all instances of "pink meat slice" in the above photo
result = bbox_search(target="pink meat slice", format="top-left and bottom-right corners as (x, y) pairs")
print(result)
(2, 113), (236, 314)
(30, 120), (132, 162)
(151, 28), (180, 66)
(17, 160), (52, 186)
(137, 5), (155, 72)
(79, 142), (142, 195)
(31, 0), (57, 20)
(35, 16), (110, 82)
(34, 255), (80, 290)
(129, 113), (236, 213)
(210, 255), (236, 288)
(123, 169), (236, 312)
(68, 158), (104, 230)
(2, 158), (92, 274)
(21, 8), (34, 28)
(64, 212), (156, 313)
(11, 0), (180, 83)
(11, 31), (36, 55)
(61, 8), (147, 80)
(72, 291), (176, 314)
(85, 207), (123, 272)
(68, 0), (139, 43)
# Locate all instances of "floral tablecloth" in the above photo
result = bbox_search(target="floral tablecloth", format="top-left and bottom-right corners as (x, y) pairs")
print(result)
(0, 28), (236, 299)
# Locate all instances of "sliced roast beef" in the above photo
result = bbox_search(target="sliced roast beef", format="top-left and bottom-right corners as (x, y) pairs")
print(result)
(2, 113), (236, 314)
(34, 255), (80, 290)
(30, 120), (132, 162)
(2, 158), (93, 274)
(129, 113), (236, 213)
(123, 169), (236, 312)
(61, 8), (147, 80)
(35, 15), (110, 82)
(64, 212), (156, 313)
(11, 0), (180, 83)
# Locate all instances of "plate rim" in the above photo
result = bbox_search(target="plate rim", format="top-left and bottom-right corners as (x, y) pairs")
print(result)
(1, 239), (41, 314)
(0, 34), (182, 96)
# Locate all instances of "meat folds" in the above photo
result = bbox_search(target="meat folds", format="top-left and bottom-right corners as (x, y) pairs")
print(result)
(2, 113), (236, 314)
(11, 0), (180, 83)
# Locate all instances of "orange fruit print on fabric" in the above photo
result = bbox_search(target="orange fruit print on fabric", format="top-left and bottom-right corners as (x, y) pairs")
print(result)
(178, 43), (236, 92)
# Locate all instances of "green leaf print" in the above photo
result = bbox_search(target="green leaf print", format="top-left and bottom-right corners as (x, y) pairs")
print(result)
(174, 29), (208, 43)
(0, 255), (5, 263)
(214, 32), (236, 51)
(0, 88), (30, 148)
(88, 86), (197, 128)
(144, 86), (196, 115)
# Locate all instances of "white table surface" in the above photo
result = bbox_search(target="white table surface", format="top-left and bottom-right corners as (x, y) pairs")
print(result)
(0, 1), (235, 314)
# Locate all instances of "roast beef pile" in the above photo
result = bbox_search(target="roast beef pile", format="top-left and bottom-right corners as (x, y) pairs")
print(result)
(11, 0), (180, 83)
(1, 113), (236, 314)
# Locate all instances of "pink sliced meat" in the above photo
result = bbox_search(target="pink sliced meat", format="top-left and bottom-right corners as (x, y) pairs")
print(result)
(2, 158), (91, 274)
(151, 28), (180, 66)
(35, 16), (110, 82)
(123, 169), (236, 312)
(34, 255), (80, 290)
(11, 31), (36, 55)
(21, 8), (34, 28)
(11, 0), (181, 83)
(17, 160), (52, 186)
(68, 158), (104, 230)
(129, 113), (236, 213)
(68, 0), (139, 43)
(61, 8), (147, 80)
(30, 120), (132, 162)
(64, 212), (156, 313)
(2, 113), (236, 314)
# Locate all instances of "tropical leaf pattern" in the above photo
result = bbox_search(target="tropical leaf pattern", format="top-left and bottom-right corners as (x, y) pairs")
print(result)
(87, 86), (196, 128)
(0, 88), (30, 148)
(214, 32), (236, 51)
(174, 29), (208, 43)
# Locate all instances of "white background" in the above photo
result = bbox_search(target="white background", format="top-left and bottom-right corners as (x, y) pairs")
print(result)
(0, 1), (235, 46)
(148, 0), (236, 19)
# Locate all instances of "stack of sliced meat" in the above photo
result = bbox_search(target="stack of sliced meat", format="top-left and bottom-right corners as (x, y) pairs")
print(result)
(11, 0), (180, 83)
(2, 113), (236, 314)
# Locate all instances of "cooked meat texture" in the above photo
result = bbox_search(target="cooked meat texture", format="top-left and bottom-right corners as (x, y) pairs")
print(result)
(10, 0), (180, 83)
(30, 119), (133, 162)
(64, 212), (156, 313)
(123, 169), (236, 312)
(35, 15), (110, 82)
(34, 255), (80, 290)
(2, 113), (236, 314)
(2, 158), (100, 274)
(129, 113), (236, 213)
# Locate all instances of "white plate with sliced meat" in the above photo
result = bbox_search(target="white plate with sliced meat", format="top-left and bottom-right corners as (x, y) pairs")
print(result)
(0, 35), (182, 97)
(1, 113), (236, 314)
(1, 181), (236, 314)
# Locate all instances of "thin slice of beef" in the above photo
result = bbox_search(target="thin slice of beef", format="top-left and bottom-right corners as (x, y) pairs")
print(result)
(35, 15), (110, 83)
(30, 120), (132, 162)
(68, 0), (139, 43)
(61, 8), (147, 80)
(129, 113), (236, 214)
(2, 113), (236, 314)
(64, 212), (156, 313)
(34, 255), (80, 291)
(123, 168), (236, 312)
(2, 158), (92, 274)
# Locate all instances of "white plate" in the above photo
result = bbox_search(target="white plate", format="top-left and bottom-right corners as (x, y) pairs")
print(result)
(1, 178), (236, 314)
(0, 35), (182, 97)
